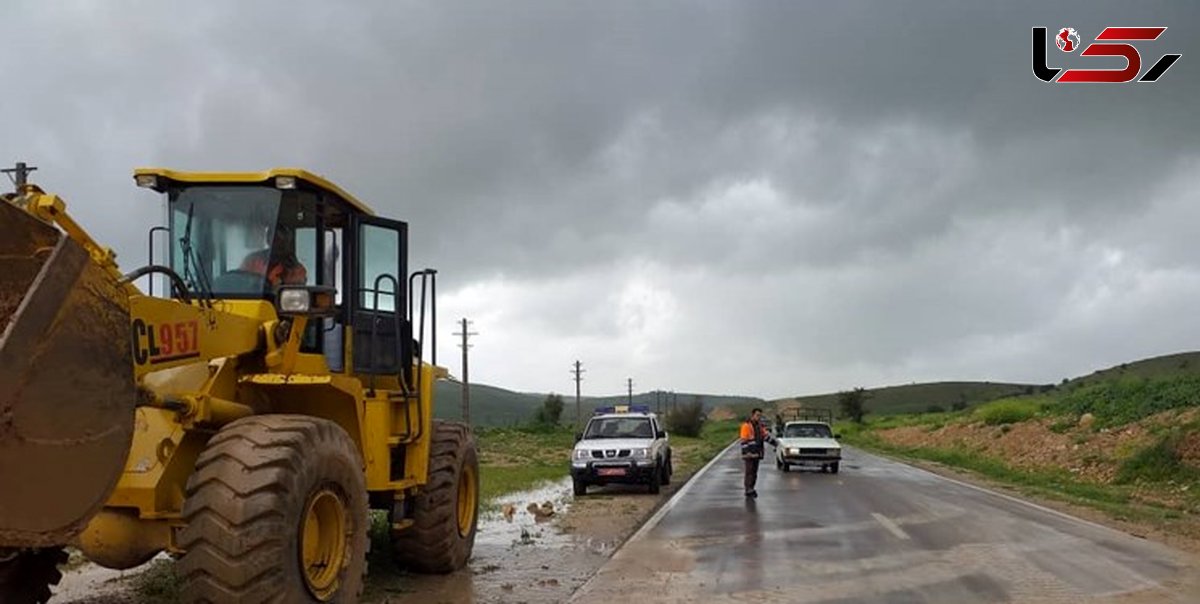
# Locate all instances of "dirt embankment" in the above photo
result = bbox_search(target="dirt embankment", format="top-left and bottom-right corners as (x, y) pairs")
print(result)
(878, 408), (1200, 483)
(871, 408), (1200, 548)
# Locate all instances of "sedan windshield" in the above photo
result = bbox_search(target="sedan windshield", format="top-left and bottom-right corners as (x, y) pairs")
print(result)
(584, 417), (653, 439)
(784, 423), (833, 438)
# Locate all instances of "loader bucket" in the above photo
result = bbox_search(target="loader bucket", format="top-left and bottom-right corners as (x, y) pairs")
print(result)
(0, 200), (136, 548)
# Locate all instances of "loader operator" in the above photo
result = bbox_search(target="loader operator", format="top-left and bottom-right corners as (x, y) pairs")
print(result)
(740, 407), (775, 498)
(241, 224), (307, 287)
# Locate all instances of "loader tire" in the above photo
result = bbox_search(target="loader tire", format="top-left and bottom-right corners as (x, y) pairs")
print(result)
(0, 548), (67, 604)
(391, 420), (479, 574)
(178, 415), (367, 603)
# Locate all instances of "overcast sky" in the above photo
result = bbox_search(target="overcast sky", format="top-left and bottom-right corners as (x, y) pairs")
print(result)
(3, 1), (1198, 399)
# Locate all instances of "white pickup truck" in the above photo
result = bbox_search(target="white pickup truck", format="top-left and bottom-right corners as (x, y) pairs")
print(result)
(570, 405), (673, 496)
(774, 420), (842, 473)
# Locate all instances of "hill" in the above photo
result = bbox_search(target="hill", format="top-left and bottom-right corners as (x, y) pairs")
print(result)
(773, 381), (1043, 417)
(433, 380), (765, 426)
(1060, 351), (1200, 389)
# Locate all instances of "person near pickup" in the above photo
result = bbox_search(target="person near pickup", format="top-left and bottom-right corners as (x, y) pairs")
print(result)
(740, 408), (775, 497)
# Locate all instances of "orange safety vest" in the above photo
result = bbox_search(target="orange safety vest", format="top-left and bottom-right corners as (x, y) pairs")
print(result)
(242, 251), (308, 287)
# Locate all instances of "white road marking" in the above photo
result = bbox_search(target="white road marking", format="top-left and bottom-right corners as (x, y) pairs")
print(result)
(871, 512), (911, 540)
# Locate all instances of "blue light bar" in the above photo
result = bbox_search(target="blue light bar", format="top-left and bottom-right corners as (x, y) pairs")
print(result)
(593, 404), (652, 415)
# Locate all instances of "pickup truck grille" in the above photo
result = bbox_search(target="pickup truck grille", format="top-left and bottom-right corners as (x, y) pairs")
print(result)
(590, 449), (631, 459)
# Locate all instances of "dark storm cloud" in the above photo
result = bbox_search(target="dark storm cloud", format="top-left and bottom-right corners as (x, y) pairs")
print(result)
(1, 1), (1197, 395)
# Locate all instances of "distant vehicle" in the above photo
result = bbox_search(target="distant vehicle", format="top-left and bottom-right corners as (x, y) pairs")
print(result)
(775, 420), (842, 473)
(570, 405), (673, 496)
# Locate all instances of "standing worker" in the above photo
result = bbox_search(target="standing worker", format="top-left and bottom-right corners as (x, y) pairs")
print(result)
(740, 407), (775, 498)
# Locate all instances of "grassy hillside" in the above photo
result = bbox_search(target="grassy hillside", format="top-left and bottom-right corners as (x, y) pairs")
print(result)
(774, 381), (1041, 417)
(1061, 351), (1200, 389)
(433, 380), (765, 427)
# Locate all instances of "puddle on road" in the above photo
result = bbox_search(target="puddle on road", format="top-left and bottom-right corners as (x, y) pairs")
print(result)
(370, 476), (613, 604)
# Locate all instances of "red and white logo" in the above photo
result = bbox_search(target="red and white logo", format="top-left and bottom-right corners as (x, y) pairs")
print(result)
(1056, 28), (1080, 52)
(1033, 27), (1182, 83)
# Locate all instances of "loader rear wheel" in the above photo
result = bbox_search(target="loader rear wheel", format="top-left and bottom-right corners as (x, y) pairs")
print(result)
(178, 415), (367, 603)
(391, 421), (479, 574)
(0, 548), (67, 604)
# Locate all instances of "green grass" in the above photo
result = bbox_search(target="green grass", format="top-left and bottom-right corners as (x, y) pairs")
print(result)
(1060, 376), (1200, 427)
(475, 426), (576, 504)
(1116, 432), (1200, 485)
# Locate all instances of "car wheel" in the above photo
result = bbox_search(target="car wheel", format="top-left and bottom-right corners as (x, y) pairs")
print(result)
(648, 463), (661, 494)
(573, 477), (588, 497)
(781, 462), (790, 473)
(830, 462), (840, 474)
(775, 458), (783, 470)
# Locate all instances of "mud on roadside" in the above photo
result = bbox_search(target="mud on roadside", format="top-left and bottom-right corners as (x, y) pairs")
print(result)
(51, 441), (731, 604)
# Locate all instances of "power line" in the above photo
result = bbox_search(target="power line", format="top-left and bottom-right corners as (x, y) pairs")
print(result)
(452, 318), (478, 425)
(2, 162), (37, 192)
(571, 360), (586, 431)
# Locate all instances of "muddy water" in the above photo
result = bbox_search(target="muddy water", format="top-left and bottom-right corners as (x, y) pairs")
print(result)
(368, 477), (613, 604)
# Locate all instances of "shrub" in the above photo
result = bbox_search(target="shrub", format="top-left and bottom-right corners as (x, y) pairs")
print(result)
(975, 399), (1039, 426)
(1115, 432), (1198, 484)
(925, 404), (946, 414)
(665, 401), (706, 437)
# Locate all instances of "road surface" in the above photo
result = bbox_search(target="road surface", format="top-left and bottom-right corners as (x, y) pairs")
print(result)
(571, 445), (1200, 603)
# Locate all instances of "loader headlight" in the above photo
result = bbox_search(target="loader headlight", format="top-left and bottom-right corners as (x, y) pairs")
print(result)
(275, 286), (337, 317)
(275, 175), (297, 189)
(135, 174), (158, 189)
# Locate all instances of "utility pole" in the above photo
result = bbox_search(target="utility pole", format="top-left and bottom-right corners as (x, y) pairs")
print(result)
(452, 318), (477, 426)
(627, 378), (634, 406)
(2, 162), (37, 192)
(571, 360), (585, 431)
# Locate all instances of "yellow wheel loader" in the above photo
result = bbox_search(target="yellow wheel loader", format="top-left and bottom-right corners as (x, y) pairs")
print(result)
(0, 166), (479, 603)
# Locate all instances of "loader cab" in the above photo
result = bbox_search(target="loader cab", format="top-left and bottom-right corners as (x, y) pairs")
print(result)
(136, 168), (428, 379)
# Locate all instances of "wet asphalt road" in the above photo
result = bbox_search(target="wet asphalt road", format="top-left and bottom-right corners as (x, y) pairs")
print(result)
(570, 444), (1200, 603)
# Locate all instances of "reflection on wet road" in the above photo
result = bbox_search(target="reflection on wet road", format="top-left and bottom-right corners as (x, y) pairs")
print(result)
(571, 445), (1200, 603)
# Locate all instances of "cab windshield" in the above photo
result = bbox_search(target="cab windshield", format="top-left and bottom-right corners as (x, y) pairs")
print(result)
(584, 417), (654, 439)
(784, 423), (833, 438)
(168, 186), (316, 296)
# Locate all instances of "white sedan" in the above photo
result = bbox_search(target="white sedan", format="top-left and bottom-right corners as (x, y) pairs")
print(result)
(774, 421), (842, 473)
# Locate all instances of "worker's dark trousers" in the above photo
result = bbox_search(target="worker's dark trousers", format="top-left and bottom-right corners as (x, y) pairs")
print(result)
(743, 457), (760, 492)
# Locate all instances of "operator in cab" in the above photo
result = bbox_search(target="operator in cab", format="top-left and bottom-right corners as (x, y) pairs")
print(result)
(740, 407), (776, 498)
(241, 224), (307, 288)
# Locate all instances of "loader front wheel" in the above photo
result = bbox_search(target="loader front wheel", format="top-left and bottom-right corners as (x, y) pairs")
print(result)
(178, 415), (367, 603)
(0, 548), (67, 604)
(391, 420), (479, 573)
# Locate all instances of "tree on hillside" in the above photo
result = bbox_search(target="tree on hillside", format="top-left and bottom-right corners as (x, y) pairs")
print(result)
(952, 392), (968, 412)
(533, 393), (564, 426)
(838, 387), (869, 424)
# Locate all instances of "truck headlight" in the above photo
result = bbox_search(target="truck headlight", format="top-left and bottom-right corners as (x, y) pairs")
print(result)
(632, 448), (649, 459)
(573, 449), (590, 460)
(829, 448), (841, 457)
(787, 447), (800, 455)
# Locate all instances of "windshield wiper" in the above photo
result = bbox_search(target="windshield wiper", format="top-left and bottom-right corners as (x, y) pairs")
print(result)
(179, 202), (213, 306)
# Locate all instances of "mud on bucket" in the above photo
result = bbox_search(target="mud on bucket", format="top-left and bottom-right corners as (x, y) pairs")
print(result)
(0, 200), (136, 549)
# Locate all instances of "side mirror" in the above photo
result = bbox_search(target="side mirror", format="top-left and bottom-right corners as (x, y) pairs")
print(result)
(834, 434), (842, 440)
(656, 430), (667, 439)
(574, 432), (583, 443)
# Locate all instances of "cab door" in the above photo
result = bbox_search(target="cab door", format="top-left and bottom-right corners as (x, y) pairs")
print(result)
(349, 215), (410, 377)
